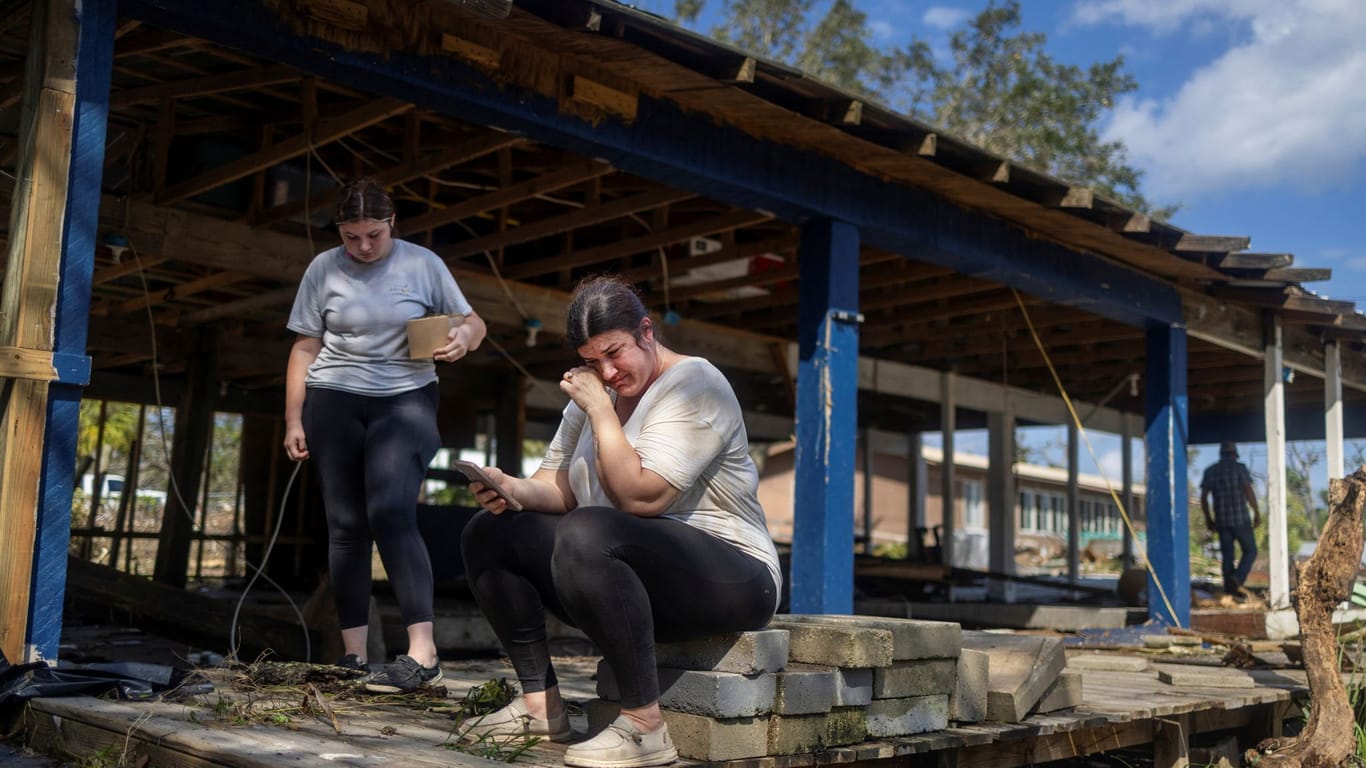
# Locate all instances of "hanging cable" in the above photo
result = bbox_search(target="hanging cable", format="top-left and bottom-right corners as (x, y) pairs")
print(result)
(1010, 288), (1182, 627)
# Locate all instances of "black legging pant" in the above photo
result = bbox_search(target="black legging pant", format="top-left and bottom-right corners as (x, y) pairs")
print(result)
(303, 383), (440, 629)
(461, 506), (778, 708)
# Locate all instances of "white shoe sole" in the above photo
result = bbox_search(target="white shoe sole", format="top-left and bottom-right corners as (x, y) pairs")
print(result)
(563, 746), (678, 768)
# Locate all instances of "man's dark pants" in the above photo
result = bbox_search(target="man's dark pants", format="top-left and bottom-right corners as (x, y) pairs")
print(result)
(1217, 525), (1258, 592)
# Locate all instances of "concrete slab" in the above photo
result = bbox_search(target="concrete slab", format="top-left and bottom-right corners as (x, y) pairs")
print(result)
(872, 659), (956, 699)
(655, 629), (789, 675)
(960, 631), (1065, 722)
(772, 614), (960, 660)
(1156, 666), (1255, 688)
(908, 602), (1137, 631)
(773, 666), (836, 715)
(1033, 670), (1082, 713)
(950, 648), (988, 723)
(766, 618), (893, 668)
(1065, 651), (1153, 673)
(662, 710), (770, 761)
(596, 660), (777, 717)
(866, 695), (949, 737)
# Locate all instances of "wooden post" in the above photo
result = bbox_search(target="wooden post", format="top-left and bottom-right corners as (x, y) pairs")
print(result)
(905, 432), (923, 560)
(1324, 340), (1344, 481)
(494, 372), (525, 476)
(987, 408), (1016, 602)
(861, 428), (874, 555)
(152, 326), (221, 587)
(1067, 418), (1080, 584)
(1154, 715), (1191, 768)
(0, 0), (80, 664)
(940, 372), (955, 567)
(790, 218), (859, 614)
(1264, 314), (1290, 609)
(1145, 322), (1190, 627)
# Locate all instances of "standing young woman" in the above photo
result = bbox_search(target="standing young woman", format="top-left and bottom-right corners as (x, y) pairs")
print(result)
(457, 275), (780, 768)
(284, 177), (487, 693)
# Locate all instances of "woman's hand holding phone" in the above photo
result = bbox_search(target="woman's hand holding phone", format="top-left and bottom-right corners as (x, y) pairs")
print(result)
(453, 460), (523, 513)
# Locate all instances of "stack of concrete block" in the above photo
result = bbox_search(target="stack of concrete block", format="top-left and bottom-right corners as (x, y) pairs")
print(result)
(588, 616), (971, 761)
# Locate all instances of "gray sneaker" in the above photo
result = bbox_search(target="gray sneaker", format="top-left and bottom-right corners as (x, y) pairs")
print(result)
(564, 715), (677, 768)
(456, 696), (574, 743)
(363, 655), (442, 693)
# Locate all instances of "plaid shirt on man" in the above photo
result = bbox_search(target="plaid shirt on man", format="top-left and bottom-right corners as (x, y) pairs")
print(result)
(1201, 457), (1254, 530)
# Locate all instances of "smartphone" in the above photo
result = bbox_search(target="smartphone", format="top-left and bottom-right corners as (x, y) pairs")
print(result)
(451, 460), (523, 511)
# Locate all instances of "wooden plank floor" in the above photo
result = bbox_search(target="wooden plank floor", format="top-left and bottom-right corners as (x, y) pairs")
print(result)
(16, 655), (1311, 768)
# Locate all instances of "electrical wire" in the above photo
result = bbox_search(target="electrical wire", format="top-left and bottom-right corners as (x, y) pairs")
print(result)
(228, 460), (307, 663)
(1010, 288), (1182, 627)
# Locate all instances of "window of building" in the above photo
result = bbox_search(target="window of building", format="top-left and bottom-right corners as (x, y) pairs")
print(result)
(963, 480), (984, 530)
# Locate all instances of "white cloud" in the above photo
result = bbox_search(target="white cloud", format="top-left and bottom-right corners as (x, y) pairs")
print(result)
(922, 6), (970, 30)
(868, 19), (896, 42)
(1096, 449), (1126, 484)
(1079, 0), (1366, 200)
(1345, 256), (1366, 273)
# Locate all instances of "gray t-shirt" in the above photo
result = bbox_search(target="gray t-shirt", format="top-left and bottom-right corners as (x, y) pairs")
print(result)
(540, 357), (782, 609)
(287, 240), (473, 396)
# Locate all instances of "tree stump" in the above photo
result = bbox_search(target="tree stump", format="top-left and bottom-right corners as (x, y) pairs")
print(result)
(1246, 467), (1366, 768)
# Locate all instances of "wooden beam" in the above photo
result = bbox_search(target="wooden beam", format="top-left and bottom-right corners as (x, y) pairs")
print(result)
(0, 346), (57, 381)
(1174, 234), (1251, 253)
(156, 97), (412, 205)
(568, 75), (637, 119)
(439, 187), (697, 261)
(506, 209), (773, 279)
(1262, 267), (1330, 283)
(1217, 252), (1293, 270)
(251, 131), (522, 227)
(0, 0), (76, 665)
(401, 159), (615, 237)
(110, 63), (299, 107)
(98, 270), (251, 316)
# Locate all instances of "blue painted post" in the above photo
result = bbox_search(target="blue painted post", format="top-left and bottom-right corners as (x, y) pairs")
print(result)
(1144, 323), (1190, 627)
(28, 0), (111, 660)
(791, 219), (859, 615)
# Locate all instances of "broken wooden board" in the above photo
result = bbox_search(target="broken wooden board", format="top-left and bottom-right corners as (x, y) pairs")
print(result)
(959, 631), (1065, 722)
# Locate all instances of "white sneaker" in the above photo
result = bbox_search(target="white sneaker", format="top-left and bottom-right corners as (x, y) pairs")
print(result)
(564, 715), (678, 768)
(456, 696), (574, 743)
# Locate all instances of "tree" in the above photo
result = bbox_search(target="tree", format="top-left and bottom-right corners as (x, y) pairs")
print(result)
(686, 0), (1172, 217)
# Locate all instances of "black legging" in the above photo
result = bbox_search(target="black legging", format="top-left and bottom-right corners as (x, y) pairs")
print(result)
(303, 383), (440, 629)
(461, 505), (777, 708)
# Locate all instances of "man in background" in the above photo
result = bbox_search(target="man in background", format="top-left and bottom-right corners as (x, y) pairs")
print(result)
(1200, 441), (1261, 599)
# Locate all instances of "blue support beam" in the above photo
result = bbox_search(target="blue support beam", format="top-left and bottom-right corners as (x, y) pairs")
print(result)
(121, 0), (1182, 329)
(28, 0), (114, 660)
(1144, 323), (1190, 627)
(791, 219), (859, 615)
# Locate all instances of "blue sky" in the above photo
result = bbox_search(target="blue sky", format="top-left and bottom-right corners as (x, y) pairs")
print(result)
(627, 0), (1366, 496)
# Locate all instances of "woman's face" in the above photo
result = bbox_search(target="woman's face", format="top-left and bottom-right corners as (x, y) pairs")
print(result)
(338, 217), (394, 263)
(577, 325), (657, 398)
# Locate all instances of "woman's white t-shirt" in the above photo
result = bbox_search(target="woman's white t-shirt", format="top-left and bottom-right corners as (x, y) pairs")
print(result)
(540, 357), (782, 608)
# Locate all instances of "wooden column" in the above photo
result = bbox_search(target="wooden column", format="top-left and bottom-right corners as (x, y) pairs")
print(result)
(0, 0), (103, 664)
(494, 372), (526, 476)
(153, 327), (221, 587)
(1122, 416), (1135, 567)
(940, 372), (956, 567)
(1066, 419), (1080, 584)
(1145, 323), (1190, 627)
(1325, 340), (1344, 481)
(861, 428), (874, 554)
(987, 408), (1016, 602)
(905, 432), (923, 560)
(790, 218), (859, 614)
(1264, 314), (1290, 609)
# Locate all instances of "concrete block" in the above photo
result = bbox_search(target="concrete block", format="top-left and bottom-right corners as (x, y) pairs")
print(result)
(655, 630), (789, 675)
(1033, 670), (1082, 713)
(598, 660), (777, 716)
(662, 710), (770, 762)
(866, 695), (949, 737)
(765, 707), (868, 754)
(767, 618), (893, 668)
(872, 659), (956, 699)
(1157, 667), (1254, 688)
(960, 631), (1065, 722)
(772, 614), (960, 660)
(825, 706), (869, 746)
(833, 667), (873, 707)
(950, 648), (988, 723)
(767, 712), (827, 755)
(1065, 652), (1152, 673)
(774, 665), (836, 715)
